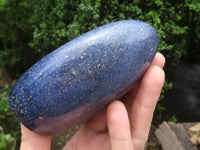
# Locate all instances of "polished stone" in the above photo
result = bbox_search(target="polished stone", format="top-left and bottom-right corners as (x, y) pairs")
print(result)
(9, 20), (159, 135)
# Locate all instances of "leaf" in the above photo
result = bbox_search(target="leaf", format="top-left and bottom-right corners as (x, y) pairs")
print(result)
(0, 132), (16, 150)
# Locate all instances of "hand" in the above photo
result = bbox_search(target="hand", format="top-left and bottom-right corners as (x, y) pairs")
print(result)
(20, 52), (165, 150)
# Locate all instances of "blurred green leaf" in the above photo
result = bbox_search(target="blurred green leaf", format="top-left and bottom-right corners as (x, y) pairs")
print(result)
(0, 132), (16, 150)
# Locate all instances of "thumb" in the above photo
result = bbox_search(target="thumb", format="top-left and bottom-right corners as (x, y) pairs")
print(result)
(20, 124), (51, 150)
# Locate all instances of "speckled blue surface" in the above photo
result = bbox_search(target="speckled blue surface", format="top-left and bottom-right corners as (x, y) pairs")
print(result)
(9, 20), (158, 135)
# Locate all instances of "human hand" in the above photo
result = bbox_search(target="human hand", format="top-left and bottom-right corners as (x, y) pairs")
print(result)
(20, 52), (165, 150)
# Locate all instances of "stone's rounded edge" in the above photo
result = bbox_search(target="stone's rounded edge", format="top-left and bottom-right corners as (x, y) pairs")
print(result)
(58, 20), (157, 51)
(8, 20), (159, 135)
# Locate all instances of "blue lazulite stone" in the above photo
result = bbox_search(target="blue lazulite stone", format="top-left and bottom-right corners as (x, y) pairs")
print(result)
(9, 20), (159, 135)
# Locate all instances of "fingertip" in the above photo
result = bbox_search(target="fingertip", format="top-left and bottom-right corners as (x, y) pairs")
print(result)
(107, 101), (126, 125)
(142, 65), (165, 91)
(152, 52), (166, 68)
(107, 101), (124, 116)
(107, 101), (133, 149)
(107, 100), (129, 135)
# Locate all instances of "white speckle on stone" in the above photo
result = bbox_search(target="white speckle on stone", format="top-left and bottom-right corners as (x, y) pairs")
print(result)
(71, 68), (78, 76)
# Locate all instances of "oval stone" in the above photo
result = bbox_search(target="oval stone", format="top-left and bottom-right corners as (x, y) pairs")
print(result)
(9, 20), (159, 135)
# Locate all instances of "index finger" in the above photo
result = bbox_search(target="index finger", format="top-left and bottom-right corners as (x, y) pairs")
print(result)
(130, 65), (165, 150)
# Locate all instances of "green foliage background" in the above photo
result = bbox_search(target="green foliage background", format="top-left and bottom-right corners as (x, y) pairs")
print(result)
(1, 0), (200, 76)
(0, 0), (200, 149)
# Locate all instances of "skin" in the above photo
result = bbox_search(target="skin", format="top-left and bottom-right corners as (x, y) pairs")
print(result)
(20, 52), (165, 150)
